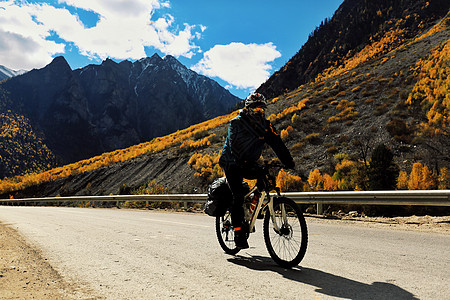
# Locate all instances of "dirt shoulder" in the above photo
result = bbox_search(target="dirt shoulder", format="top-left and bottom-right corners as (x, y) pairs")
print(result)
(0, 222), (96, 300)
(305, 214), (450, 234)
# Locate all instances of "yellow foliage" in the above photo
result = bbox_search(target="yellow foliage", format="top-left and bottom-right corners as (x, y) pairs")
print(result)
(180, 134), (215, 151)
(280, 126), (293, 141)
(269, 98), (309, 122)
(328, 99), (358, 123)
(0, 110), (238, 195)
(396, 170), (409, 189)
(406, 39), (450, 135)
(407, 162), (438, 190)
(276, 169), (303, 192)
(323, 174), (338, 191)
(317, 27), (408, 81)
(308, 169), (322, 191)
(438, 168), (450, 189)
(415, 13), (449, 41)
(188, 152), (223, 182)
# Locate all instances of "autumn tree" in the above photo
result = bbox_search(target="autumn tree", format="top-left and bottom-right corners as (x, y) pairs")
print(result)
(407, 162), (437, 190)
(396, 171), (409, 189)
(438, 168), (450, 189)
(332, 156), (368, 191)
(308, 169), (338, 191)
(276, 169), (303, 192)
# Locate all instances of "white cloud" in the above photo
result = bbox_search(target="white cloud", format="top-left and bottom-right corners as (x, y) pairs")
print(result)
(0, 0), (202, 69)
(0, 1), (66, 69)
(192, 42), (281, 90)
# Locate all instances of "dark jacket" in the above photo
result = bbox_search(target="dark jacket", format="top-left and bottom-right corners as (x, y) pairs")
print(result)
(219, 109), (294, 169)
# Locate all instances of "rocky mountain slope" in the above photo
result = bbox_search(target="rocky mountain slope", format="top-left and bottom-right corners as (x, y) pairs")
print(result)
(0, 65), (27, 82)
(1, 0), (449, 199)
(0, 54), (240, 177)
(257, 0), (450, 98)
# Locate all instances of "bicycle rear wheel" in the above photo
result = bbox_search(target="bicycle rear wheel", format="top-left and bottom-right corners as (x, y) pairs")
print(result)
(263, 197), (308, 268)
(216, 210), (240, 255)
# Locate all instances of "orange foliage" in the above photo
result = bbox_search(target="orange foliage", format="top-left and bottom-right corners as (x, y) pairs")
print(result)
(180, 134), (216, 151)
(276, 169), (303, 192)
(280, 126), (294, 140)
(396, 170), (409, 189)
(323, 174), (338, 191)
(307, 169), (338, 191)
(188, 152), (223, 182)
(328, 99), (358, 123)
(0, 111), (238, 195)
(438, 168), (450, 190)
(406, 39), (450, 135)
(269, 98), (309, 122)
(308, 169), (322, 191)
(415, 12), (449, 41)
(407, 162), (438, 190)
(317, 28), (408, 81)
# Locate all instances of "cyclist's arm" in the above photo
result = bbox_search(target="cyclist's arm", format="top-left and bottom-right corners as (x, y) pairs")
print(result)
(264, 121), (295, 169)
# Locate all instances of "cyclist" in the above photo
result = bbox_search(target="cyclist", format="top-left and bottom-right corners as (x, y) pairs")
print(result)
(219, 92), (295, 249)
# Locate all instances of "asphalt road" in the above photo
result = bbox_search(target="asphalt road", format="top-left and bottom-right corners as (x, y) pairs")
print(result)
(0, 206), (448, 299)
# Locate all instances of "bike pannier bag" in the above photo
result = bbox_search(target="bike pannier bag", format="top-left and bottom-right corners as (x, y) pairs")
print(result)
(204, 177), (232, 216)
(204, 177), (249, 217)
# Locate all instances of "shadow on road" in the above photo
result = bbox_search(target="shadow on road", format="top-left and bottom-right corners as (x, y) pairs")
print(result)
(227, 255), (419, 300)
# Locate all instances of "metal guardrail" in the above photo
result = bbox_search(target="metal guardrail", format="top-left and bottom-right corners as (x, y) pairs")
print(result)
(1, 190), (449, 209)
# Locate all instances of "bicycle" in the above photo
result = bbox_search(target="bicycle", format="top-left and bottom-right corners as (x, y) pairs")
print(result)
(216, 161), (308, 268)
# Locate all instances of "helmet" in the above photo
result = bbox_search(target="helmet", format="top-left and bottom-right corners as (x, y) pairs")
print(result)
(244, 93), (267, 108)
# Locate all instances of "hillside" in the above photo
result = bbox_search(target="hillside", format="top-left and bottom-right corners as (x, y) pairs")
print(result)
(0, 1), (449, 198)
(257, 0), (450, 98)
(0, 54), (240, 177)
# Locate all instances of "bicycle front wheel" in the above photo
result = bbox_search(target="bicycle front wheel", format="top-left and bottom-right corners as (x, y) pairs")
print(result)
(263, 197), (308, 268)
(216, 210), (240, 255)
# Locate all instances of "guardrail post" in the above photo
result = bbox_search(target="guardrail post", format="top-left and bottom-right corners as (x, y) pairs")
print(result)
(316, 203), (323, 215)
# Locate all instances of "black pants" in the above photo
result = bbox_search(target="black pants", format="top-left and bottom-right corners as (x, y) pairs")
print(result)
(222, 163), (264, 228)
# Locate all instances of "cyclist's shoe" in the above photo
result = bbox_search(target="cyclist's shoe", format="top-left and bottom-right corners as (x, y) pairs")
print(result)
(234, 228), (249, 249)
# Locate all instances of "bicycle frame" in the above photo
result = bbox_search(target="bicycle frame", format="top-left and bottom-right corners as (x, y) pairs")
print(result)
(244, 185), (282, 234)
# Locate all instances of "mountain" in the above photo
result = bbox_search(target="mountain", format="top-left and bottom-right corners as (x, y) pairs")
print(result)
(0, 54), (240, 174)
(257, 0), (450, 98)
(1, 0), (449, 200)
(0, 65), (27, 81)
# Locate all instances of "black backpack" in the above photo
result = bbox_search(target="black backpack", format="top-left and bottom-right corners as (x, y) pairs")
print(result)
(204, 177), (249, 217)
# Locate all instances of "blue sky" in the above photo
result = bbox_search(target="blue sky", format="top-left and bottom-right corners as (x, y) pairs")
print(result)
(0, 0), (343, 98)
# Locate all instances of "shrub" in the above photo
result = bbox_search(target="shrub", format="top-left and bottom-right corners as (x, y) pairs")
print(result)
(438, 168), (450, 189)
(396, 171), (409, 189)
(291, 141), (305, 154)
(303, 133), (320, 144)
(407, 162), (438, 190)
(276, 169), (303, 192)
(188, 152), (223, 183)
(307, 169), (338, 191)
(386, 119), (411, 143)
(368, 144), (399, 190)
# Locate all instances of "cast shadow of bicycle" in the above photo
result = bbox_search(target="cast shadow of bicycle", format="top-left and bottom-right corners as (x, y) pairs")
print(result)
(228, 255), (419, 300)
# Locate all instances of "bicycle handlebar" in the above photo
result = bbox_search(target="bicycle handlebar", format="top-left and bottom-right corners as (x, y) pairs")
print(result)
(264, 160), (288, 171)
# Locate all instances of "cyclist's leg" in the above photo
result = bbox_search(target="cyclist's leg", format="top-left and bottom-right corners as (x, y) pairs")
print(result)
(223, 166), (245, 228)
(243, 163), (266, 190)
(223, 166), (248, 249)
